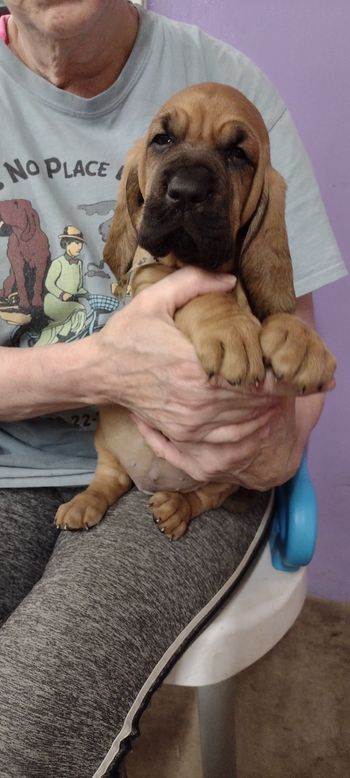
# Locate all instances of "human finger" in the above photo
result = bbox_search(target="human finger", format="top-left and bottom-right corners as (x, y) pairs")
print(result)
(199, 405), (279, 444)
(134, 417), (267, 483)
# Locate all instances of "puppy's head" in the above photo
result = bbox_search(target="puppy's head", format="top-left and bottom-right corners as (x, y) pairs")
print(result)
(104, 83), (295, 318)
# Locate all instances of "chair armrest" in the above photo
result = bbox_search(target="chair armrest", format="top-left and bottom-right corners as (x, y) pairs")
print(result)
(269, 452), (318, 572)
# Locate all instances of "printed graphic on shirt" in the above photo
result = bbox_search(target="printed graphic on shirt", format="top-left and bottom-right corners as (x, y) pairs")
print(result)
(0, 198), (50, 328)
(0, 155), (124, 193)
(34, 221), (121, 348)
(78, 200), (116, 278)
(0, 199), (121, 348)
(35, 224), (90, 346)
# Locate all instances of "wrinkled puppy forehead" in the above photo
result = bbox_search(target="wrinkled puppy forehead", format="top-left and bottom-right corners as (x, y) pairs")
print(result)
(147, 82), (269, 149)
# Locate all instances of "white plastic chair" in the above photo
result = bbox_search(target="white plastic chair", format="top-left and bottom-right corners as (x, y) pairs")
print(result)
(165, 455), (317, 778)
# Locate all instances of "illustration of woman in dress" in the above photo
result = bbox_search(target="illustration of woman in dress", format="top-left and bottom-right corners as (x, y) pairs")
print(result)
(35, 225), (88, 346)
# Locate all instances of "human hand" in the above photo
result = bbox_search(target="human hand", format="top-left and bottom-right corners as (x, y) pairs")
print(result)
(92, 266), (278, 442)
(134, 370), (298, 488)
(135, 359), (333, 490)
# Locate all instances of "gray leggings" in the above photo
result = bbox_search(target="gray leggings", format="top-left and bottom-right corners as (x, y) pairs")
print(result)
(0, 486), (271, 777)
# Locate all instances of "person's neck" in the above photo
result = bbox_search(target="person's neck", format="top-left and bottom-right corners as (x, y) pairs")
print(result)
(7, 3), (139, 97)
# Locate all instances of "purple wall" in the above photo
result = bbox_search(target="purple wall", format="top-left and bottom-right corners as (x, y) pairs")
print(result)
(148, 0), (350, 601)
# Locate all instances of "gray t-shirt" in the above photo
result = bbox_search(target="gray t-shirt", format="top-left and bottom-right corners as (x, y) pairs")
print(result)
(0, 6), (346, 487)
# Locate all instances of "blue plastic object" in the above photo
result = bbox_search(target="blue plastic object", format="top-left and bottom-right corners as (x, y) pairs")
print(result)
(269, 453), (318, 572)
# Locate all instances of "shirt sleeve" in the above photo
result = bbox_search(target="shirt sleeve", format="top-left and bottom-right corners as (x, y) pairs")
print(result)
(268, 108), (347, 297)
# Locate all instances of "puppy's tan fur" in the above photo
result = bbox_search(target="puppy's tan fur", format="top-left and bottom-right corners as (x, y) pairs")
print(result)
(56, 84), (336, 539)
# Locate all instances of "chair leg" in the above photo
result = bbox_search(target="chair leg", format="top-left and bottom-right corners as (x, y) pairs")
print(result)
(197, 676), (237, 778)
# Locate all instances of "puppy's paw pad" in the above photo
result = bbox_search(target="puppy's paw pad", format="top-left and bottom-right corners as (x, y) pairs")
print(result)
(261, 314), (336, 394)
(150, 492), (192, 540)
(194, 315), (264, 386)
(55, 493), (107, 530)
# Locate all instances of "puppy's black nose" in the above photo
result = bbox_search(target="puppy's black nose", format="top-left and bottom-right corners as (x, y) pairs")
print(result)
(166, 166), (213, 209)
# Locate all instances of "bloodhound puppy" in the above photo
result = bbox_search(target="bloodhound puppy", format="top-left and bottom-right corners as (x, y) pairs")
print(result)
(56, 83), (336, 539)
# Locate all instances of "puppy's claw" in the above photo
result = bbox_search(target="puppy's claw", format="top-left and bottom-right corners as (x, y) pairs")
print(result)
(55, 492), (107, 531)
(150, 491), (192, 540)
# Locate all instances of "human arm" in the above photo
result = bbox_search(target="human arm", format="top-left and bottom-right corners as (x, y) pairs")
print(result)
(0, 266), (274, 430)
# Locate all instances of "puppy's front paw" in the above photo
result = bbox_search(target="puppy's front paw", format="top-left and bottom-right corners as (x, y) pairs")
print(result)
(150, 492), (192, 540)
(55, 491), (109, 530)
(193, 313), (265, 386)
(260, 314), (336, 394)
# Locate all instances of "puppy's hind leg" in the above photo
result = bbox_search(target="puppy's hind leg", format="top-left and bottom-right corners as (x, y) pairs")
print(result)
(150, 482), (237, 541)
(55, 435), (132, 531)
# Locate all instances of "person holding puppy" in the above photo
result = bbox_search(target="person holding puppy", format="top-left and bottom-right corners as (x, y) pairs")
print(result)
(0, 2), (345, 776)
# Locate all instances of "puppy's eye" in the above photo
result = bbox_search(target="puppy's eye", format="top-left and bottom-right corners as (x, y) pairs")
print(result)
(151, 133), (175, 148)
(225, 145), (249, 164)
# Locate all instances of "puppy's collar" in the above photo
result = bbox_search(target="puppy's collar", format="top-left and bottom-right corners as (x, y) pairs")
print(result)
(113, 255), (161, 302)
(126, 255), (161, 288)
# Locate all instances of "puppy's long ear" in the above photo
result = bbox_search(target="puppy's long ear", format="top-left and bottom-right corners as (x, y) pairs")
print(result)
(103, 139), (144, 280)
(239, 166), (296, 320)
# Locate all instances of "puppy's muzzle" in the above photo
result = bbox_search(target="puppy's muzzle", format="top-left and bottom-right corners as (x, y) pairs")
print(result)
(138, 160), (234, 267)
(165, 165), (214, 211)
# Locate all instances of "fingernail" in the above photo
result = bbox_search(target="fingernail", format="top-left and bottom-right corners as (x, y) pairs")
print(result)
(213, 272), (236, 287)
